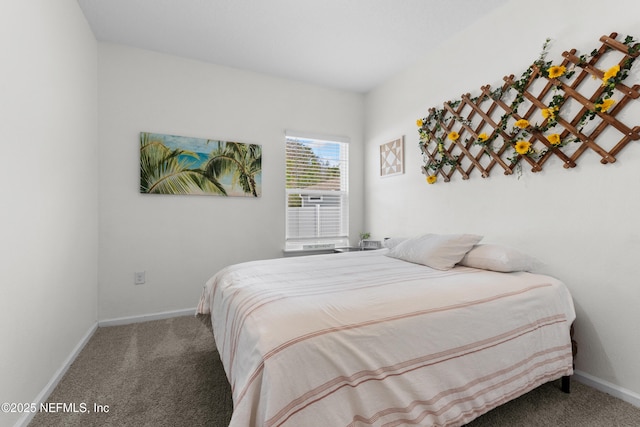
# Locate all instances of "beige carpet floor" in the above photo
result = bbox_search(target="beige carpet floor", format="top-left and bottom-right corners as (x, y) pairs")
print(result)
(29, 315), (640, 427)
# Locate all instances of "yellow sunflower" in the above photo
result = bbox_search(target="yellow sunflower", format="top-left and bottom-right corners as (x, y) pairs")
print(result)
(477, 133), (488, 142)
(515, 140), (531, 155)
(541, 107), (557, 119)
(448, 131), (460, 141)
(514, 119), (530, 129)
(426, 175), (437, 184)
(596, 98), (615, 113)
(548, 134), (561, 146)
(602, 64), (620, 84)
(416, 119), (424, 127)
(547, 65), (567, 79)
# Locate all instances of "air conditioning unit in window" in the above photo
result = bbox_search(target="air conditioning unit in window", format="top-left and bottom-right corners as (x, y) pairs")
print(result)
(302, 243), (335, 250)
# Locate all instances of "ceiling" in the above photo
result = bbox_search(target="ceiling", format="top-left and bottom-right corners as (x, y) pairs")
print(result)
(77, 0), (508, 93)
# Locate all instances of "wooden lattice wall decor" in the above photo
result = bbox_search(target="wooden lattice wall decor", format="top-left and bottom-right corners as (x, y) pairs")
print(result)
(417, 33), (640, 184)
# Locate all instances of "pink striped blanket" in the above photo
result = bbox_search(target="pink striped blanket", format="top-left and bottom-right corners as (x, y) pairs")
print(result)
(196, 249), (575, 426)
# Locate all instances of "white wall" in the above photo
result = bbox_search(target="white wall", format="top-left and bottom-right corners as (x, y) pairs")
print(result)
(98, 44), (364, 320)
(0, 1), (98, 426)
(4, 1), (636, 421)
(364, 0), (640, 400)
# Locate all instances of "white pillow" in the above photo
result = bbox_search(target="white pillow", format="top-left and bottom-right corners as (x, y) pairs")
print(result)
(382, 237), (407, 249)
(386, 233), (483, 270)
(459, 244), (537, 272)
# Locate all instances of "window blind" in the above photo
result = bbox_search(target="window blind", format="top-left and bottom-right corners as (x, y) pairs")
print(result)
(285, 133), (349, 250)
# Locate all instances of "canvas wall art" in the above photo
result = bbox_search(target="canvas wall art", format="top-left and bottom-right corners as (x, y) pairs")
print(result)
(380, 136), (404, 177)
(140, 132), (262, 197)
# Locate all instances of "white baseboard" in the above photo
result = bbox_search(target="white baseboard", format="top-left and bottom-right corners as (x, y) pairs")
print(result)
(574, 369), (640, 408)
(14, 322), (98, 427)
(98, 307), (196, 327)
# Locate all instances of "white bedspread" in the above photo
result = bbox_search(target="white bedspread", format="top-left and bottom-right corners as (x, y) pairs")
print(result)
(197, 249), (575, 427)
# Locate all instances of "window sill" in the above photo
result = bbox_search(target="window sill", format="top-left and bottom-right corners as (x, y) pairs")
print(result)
(282, 249), (336, 257)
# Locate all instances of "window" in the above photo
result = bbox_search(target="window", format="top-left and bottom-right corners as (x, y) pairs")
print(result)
(285, 132), (349, 251)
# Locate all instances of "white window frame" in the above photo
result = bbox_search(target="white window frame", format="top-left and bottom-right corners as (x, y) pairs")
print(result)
(285, 130), (349, 251)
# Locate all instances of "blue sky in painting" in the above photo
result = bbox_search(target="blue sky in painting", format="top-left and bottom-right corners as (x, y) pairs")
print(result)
(149, 133), (222, 155)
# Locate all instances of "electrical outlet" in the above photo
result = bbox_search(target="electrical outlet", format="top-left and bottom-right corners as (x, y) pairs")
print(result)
(134, 271), (146, 285)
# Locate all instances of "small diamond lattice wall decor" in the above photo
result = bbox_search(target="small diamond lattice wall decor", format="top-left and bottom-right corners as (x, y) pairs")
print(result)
(380, 136), (404, 177)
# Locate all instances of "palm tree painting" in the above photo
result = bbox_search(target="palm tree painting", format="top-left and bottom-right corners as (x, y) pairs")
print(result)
(140, 132), (262, 197)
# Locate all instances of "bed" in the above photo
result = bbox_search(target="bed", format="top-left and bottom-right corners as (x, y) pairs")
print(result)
(196, 235), (576, 427)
